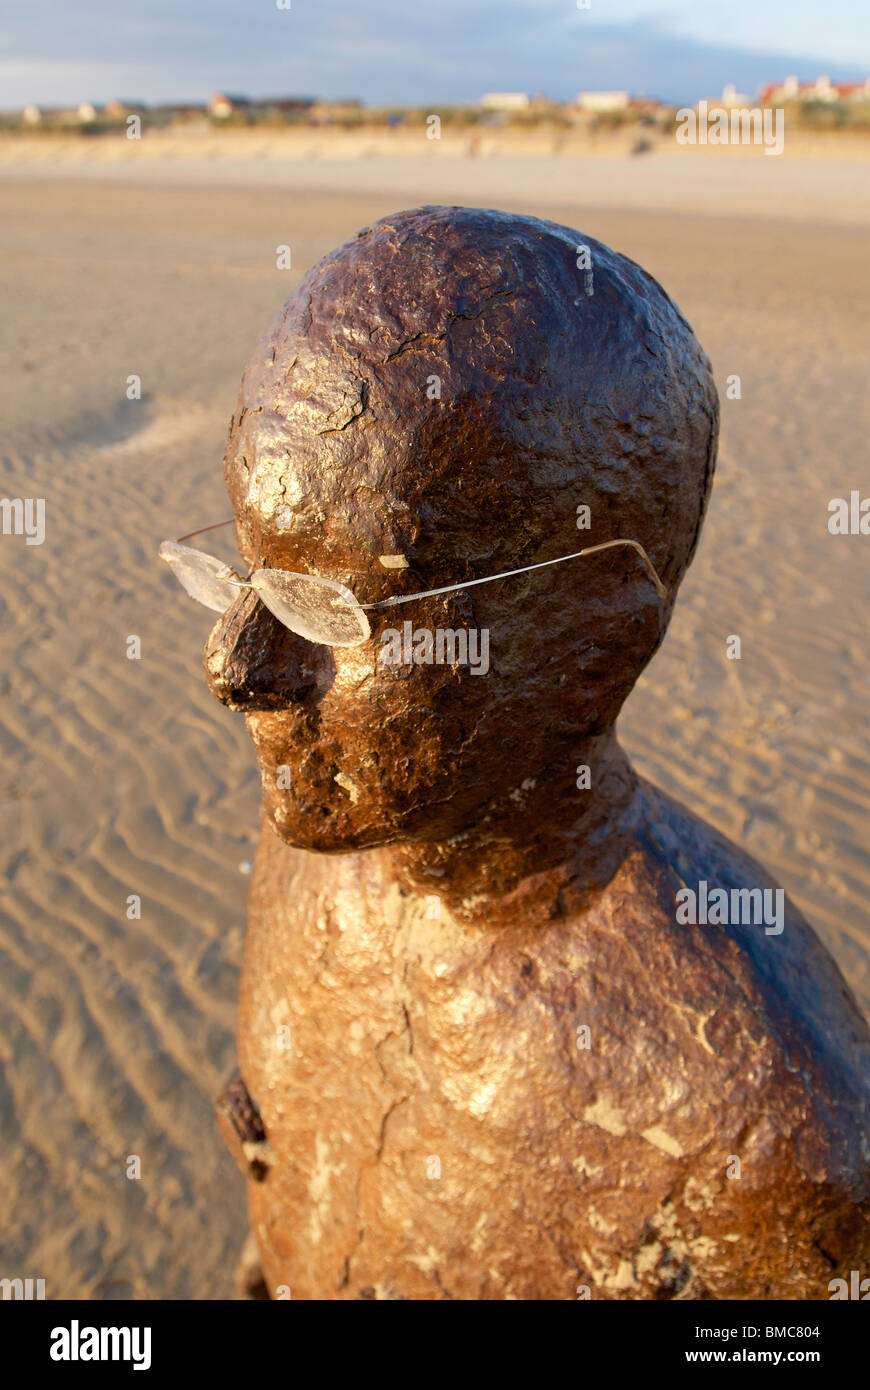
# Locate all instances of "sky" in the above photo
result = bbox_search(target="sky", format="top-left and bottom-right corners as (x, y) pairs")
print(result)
(0, 0), (868, 109)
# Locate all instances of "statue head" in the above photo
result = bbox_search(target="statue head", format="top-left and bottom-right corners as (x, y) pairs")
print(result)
(197, 206), (718, 852)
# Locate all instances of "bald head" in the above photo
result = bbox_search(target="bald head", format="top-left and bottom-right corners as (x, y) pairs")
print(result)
(210, 207), (719, 851)
(226, 205), (717, 604)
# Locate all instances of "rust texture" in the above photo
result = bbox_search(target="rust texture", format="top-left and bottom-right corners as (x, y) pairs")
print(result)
(203, 207), (869, 1299)
(215, 1071), (273, 1182)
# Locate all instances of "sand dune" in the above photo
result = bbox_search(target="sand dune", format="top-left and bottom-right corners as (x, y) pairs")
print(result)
(0, 152), (867, 1297)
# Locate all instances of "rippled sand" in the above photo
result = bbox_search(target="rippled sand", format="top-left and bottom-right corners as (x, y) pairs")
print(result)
(0, 147), (867, 1298)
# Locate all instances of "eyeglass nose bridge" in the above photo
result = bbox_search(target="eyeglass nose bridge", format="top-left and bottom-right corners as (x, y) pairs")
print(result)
(203, 583), (337, 710)
(217, 568), (252, 590)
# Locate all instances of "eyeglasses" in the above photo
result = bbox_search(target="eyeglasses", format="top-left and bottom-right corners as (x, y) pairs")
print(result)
(159, 520), (666, 648)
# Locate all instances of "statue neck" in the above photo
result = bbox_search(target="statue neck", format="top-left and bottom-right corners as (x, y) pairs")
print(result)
(379, 732), (641, 927)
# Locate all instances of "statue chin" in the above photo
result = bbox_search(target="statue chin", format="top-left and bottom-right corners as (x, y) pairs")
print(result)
(261, 790), (396, 856)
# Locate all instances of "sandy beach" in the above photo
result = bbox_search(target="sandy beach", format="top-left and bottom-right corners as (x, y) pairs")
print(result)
(0, 136), (868, 1298)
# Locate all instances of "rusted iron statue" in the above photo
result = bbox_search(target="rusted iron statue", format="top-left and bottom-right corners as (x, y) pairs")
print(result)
(163, 207), (870, 1299)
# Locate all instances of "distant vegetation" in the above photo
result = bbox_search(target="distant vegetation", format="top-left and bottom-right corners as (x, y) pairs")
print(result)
(2, 95), (870, 137)
(0, 99), (671, 137)
(793, 99), (870, 130)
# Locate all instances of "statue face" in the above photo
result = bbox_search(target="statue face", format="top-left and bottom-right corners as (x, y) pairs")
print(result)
(205, 435), (666, 853)
(202, 207), (717, 852)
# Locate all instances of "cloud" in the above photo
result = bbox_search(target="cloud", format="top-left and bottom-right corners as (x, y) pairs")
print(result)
(0, 1), (865, 108)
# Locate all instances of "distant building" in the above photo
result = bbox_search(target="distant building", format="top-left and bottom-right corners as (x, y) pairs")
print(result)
(718, 83), (751, 108)
(577, 91), (629, 113)
(760, 75), (801, 103)
(758, 75), (870, 105)
(694, 84), (752, 111)
(807, 75), (835, 102)
(835, 79), (870, 100)
(208, 93), (251, 119)
(77, 102), (97, 122)
(104, 99), (148, 118)
(21, 105), (42, 125)
(480, 93), (531, 111)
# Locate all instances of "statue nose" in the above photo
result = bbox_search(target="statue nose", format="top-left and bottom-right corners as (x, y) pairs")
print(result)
(203, 587), (335, 711)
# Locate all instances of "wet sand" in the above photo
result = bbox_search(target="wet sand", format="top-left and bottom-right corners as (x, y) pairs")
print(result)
(0, 146), (868, 1298)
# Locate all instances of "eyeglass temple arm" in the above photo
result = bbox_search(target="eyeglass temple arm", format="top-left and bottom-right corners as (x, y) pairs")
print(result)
(362, 538), (667, 610)
(176, 518), (236, 544)
(173, 525), (666, 603)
